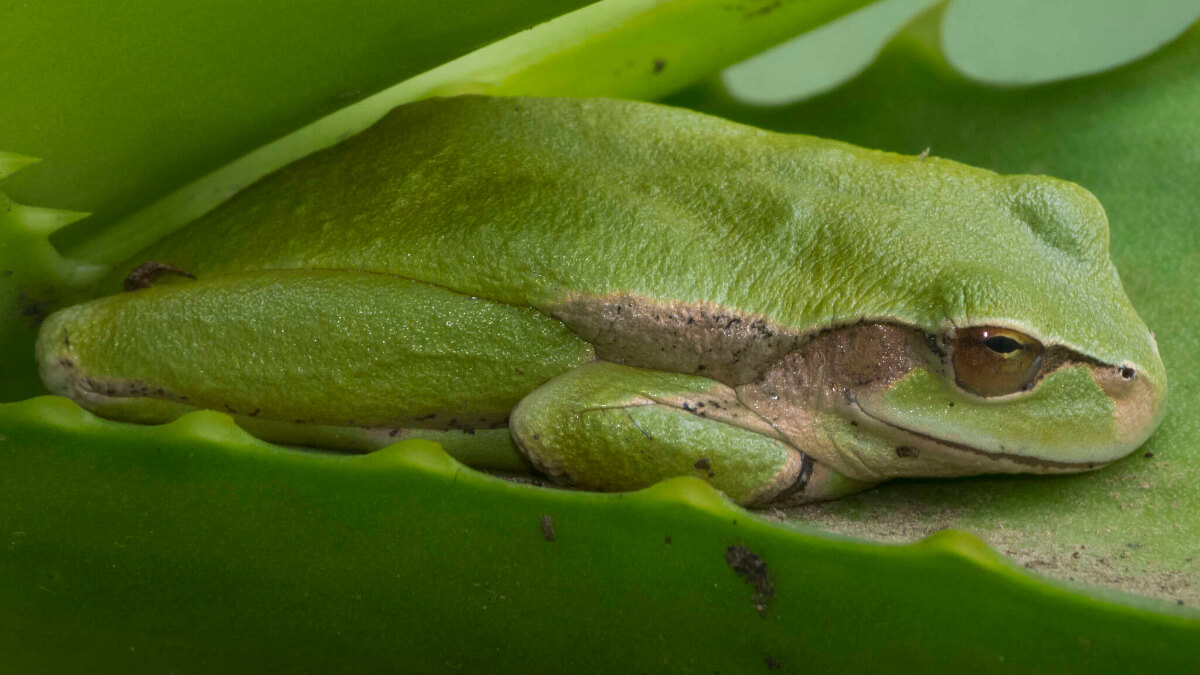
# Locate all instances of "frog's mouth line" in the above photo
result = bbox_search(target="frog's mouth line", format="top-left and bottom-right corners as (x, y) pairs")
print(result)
(853, 405), (1107, 473)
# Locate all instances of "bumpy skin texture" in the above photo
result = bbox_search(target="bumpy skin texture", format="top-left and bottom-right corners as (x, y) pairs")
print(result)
(36, 96), (1166, 505)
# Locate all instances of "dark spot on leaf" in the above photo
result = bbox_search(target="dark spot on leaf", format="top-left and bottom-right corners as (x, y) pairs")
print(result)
(17, 293), (47, 328)
(540, 515), (556, 542)
(725, 545), (774, 616)
(653, 58), (666, 74)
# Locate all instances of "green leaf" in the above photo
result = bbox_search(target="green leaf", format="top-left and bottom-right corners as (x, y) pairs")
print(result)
(1, 397), (1196, 672)
(0, 0), (595, 248)
(941, 0), (1200, 84)
(670, 15), (1200, 606)
(722, 0), (939, 104)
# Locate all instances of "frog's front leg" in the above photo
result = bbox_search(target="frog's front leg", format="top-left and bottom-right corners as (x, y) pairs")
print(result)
(511, 362), (873, 506)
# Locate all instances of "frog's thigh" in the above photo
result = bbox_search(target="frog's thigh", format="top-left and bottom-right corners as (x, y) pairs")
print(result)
(510, 361), (858, 506)
(38, 269), (594, 468)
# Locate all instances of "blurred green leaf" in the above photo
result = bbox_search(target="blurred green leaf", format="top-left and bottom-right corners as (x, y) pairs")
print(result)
(721, 0), (1200, 105)
(722, 0), (938, 104)
(0, 0), (594, 248)
(941, 0), (1200, 84)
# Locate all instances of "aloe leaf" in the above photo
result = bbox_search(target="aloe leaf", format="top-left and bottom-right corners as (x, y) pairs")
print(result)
(0, 156), (105, 399)
(0, 397), (1196, 672)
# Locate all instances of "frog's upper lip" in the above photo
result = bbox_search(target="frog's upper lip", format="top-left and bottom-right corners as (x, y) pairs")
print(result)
(853, 405), (1109, 472)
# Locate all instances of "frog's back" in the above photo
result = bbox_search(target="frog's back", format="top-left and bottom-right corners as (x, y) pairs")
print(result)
(118, 96), (813, 306)
(116, 96), (1148, 373)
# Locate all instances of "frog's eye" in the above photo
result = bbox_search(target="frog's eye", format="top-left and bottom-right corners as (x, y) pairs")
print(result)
(951, 326), (1045, 397)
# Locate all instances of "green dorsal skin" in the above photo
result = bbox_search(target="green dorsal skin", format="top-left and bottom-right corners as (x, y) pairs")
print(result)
(36, 96), (1166, 505)
(107, 96), (1161, 381)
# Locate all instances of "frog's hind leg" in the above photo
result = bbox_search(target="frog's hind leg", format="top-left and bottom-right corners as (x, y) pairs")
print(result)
(510, 361), (872, 506)
(36, 268), (595, 472)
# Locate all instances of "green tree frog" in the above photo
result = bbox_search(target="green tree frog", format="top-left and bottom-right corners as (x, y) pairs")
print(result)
(35, 96), (1167, 506)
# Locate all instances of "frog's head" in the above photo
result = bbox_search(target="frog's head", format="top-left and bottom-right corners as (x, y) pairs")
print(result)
(742, 172), (1166, 482)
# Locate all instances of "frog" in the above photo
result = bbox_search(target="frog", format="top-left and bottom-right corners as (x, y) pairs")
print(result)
(34, 95), (1167, 506)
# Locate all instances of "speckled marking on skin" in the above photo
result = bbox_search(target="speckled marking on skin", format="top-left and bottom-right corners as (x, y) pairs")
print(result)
(552, 293), (803, 386)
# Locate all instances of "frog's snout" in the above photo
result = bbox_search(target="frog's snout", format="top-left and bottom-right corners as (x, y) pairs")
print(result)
(1092, 359), (1167, 453)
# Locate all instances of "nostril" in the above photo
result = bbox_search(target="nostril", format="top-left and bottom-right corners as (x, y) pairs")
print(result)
(1119, 366), (1136, 381)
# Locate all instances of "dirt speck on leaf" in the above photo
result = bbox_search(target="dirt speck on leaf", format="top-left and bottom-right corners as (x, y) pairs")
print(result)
(726, 545), (774, 616)
(540, 515), (556, 542)
(15, 292), (47, 328)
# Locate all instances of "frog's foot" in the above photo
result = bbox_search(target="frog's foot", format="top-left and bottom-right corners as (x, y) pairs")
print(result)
(510, 361), (874, 507)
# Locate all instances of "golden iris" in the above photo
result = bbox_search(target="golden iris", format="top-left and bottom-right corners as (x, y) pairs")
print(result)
(952, 326), (1044, 397)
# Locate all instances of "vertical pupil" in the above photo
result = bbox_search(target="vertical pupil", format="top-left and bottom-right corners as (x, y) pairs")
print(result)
(984, 335), (1021, 354)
